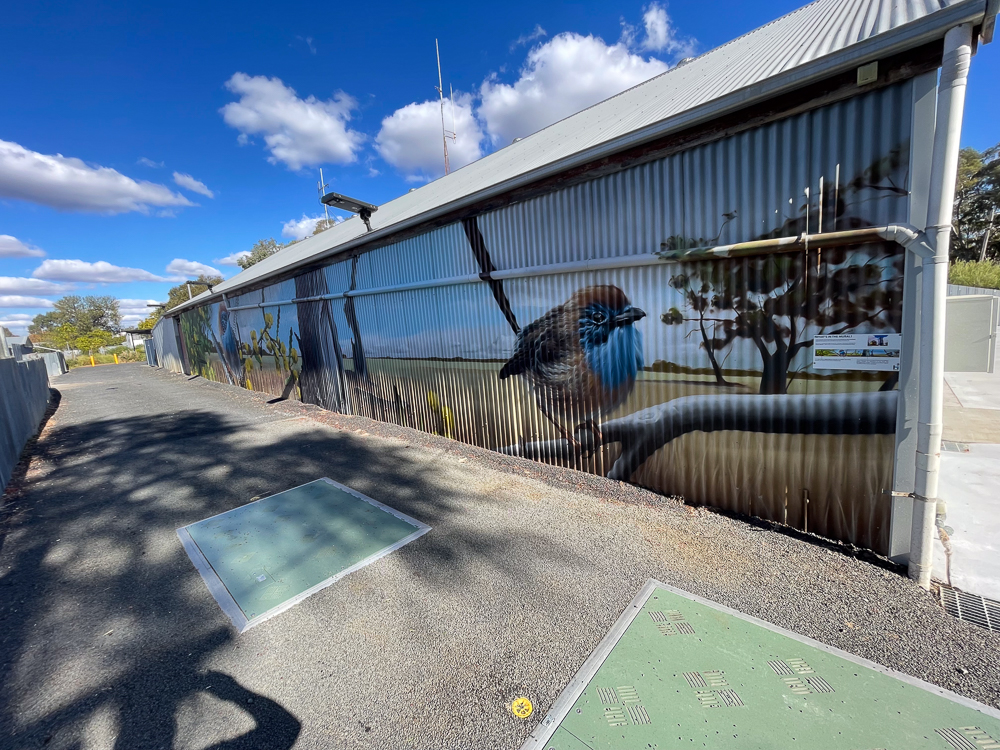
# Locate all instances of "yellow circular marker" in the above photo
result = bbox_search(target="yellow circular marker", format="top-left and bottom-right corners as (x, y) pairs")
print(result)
(511, 697), (533, 719)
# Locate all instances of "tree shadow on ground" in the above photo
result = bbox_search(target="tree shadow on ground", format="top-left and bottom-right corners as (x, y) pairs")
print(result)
(0, 392), (587, 749)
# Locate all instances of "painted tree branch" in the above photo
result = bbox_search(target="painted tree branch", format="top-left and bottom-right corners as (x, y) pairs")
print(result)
(503, 391), (898, 481)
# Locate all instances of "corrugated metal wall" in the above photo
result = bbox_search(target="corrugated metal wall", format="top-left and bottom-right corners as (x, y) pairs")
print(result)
(174, 80), (916, 554)
(151, 317), (184, 373)
(0, 357), (49, 491)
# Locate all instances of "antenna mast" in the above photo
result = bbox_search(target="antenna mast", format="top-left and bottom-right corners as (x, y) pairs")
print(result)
(435, 39), (456, 175)
(317, 168), (331, 229)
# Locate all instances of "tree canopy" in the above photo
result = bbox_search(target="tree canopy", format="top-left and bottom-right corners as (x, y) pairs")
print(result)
(140, 274), (224, 328)
(29, 296), (122, 341)
(953, 143), (999, 261)
(312, 218), (338, 236)
(237, 238), (283, 269)
(662, 247), (903, 394)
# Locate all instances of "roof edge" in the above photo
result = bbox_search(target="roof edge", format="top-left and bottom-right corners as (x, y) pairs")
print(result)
(168, 0), (989, 317)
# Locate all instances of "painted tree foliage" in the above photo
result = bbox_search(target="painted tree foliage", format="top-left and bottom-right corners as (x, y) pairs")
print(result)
(662, 245), (904, 394)
(240, 310), (301, 399)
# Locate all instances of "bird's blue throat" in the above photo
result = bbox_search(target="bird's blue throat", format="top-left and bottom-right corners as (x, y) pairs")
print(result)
(583, 324), (644, 391)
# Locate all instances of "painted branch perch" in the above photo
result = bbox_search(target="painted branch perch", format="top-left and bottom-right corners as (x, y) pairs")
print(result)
(502, 391), (898, 481)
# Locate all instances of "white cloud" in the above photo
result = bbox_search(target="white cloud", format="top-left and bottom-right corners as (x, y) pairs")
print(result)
(118, 298), (159, 324)
(118, 298), (159, 312)
(216, 250), (252, 266)
(0, 277), (70, 295)
(32, 259), (166, 283)
(282, 215), (322, 240)
(220, 73), (365, 170)
(375, 94), (485, 179)
(172, 172), (215, 198)
(165, 258), (221, 280)
(0, 314), (34, 334)
(0, 139), (195, 214)
(0, 235), (45, 258)
(137, 157), (164, 168)
(0, 295), (54, 308)
(511, 24), (547, 51)
(638, 2), (696, 55)
(478, 33), (668, 145)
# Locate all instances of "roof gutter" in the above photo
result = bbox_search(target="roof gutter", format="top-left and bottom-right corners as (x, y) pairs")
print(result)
(167, 0), (990, 318)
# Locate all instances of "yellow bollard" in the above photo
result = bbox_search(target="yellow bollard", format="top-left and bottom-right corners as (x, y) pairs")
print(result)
(90, 355), (95, 366)
(114, 353), (119, 364)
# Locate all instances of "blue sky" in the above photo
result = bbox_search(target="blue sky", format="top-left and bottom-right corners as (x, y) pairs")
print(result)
(1, 0), (997, 334)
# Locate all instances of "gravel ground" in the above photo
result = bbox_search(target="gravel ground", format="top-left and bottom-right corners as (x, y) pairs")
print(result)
(1, 363), (998, 750)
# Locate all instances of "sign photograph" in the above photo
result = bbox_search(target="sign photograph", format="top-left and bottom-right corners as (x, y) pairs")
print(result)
(813, 333), (901, 371)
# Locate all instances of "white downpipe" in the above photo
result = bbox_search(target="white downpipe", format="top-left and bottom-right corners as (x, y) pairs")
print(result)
(910, 23), (973, 589)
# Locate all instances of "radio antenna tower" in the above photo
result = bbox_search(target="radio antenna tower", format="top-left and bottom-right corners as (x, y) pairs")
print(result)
(435, 39), (456, 175)
(317, 168), (331, 228)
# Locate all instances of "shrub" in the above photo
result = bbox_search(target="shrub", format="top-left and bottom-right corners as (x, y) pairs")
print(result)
(949, 260), (1000, 290)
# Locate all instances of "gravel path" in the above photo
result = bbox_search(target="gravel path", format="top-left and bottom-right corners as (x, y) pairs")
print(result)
(1, 364), (997, 750)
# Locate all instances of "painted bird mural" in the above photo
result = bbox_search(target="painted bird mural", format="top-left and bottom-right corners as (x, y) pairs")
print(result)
(499, 285), (645, 447)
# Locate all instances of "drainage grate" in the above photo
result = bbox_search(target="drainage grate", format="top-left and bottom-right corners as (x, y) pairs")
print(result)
(939, 585), (1000, 632)
(941, 441), (971, 453)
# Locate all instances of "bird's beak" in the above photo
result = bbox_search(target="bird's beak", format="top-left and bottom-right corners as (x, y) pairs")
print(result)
(614, 307), (646, 326)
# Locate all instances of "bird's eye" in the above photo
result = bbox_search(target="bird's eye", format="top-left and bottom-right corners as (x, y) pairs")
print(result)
(592, 311), (607, 324)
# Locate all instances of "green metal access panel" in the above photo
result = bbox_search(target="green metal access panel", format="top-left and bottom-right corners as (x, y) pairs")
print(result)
(523, 581), (1000, 750)
(177, 478), (430, 632)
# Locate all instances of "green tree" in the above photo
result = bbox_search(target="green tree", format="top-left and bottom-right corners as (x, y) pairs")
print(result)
(162, 274), (224, 313)
(75, 329), (115, 354)
(29, 295), (122, 340)
(237, 238), (283, 269)
(312, 218), (338, 236)
(953, 143), (999, 261)
(51, 324), (80, 350)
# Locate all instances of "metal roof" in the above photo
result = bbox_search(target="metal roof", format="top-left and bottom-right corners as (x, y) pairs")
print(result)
(170, 0), (994, 315)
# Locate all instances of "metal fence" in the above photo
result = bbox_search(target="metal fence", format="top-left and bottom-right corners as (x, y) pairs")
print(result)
(23, 352), (68, 379)
(151, 317), (185, 373)
(948, 284), (1000, 299)
(0, 358), (50, 491)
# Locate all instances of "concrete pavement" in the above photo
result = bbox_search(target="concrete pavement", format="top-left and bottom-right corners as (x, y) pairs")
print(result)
(935, 341), (1000, 601)
(2, 364), (998, 750)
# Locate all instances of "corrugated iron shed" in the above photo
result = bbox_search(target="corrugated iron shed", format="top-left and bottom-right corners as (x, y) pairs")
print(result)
(169, 0), (994, 316)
